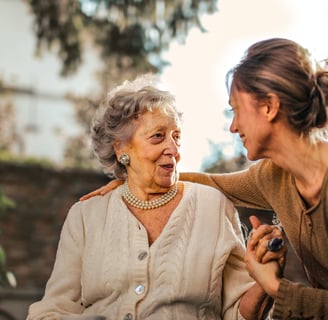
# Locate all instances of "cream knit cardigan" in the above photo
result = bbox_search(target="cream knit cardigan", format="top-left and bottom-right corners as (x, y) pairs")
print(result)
(28, 182), (254, 320)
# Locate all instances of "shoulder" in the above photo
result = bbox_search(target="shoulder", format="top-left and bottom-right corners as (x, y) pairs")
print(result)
(67, 187), (122, 224)
(183, 182), (244, 240)
(249, 159), (286, 180)
(249, 158), (274, 172)
(185, 180), (228, 198)
(183, 181), (235, 210)
(321, 168), (328, 204)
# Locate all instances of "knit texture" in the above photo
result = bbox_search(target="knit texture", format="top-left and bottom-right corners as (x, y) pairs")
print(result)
(27, 182), (253, 320)
(207, 159), (328, 319)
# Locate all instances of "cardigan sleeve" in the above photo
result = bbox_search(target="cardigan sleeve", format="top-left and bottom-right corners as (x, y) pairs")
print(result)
(273, 278), (328, 319)
(220, 201), (256, 319)
(27, 202), (85, 320)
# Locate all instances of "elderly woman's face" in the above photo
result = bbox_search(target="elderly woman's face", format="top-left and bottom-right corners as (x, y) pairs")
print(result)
(124, 107), (181, 190)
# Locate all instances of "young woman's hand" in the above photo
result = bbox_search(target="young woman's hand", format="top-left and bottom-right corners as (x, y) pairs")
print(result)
(80, 180), (123, 201)
(244, 215), (287, 298)
(247, 215), (287, 266)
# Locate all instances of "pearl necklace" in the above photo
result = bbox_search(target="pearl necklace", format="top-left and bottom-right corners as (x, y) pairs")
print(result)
(122, 180), (178, 210)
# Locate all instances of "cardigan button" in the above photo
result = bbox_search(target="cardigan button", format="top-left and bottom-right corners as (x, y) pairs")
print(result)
(123, 313), (133, 320)
(138, 251), (148, 260)
(135, 284), (145, 295)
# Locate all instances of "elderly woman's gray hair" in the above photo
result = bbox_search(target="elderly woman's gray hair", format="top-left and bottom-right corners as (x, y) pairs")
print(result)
(91, 76), (182, 179)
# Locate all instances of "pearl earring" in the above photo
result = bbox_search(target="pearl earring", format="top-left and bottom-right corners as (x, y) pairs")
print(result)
(119, 154), (130, 166)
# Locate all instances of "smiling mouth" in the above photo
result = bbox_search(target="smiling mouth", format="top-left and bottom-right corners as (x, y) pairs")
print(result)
(161, 164), (174, 169)
(160, 163), (175, 170)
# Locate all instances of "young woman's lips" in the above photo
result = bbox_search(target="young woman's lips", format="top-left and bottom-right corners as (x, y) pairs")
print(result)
(240, 135), (246, 145)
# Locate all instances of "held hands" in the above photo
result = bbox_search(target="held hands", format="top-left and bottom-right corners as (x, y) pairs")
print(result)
(244, 215), (287, 299)
(80, 179), (123, 201)
(247, 216), (286, 266)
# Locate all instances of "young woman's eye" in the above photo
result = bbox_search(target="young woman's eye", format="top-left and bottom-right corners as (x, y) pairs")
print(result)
(223, 108), (232, 118)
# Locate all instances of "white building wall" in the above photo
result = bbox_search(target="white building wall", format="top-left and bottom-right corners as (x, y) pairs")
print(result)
(0, 0), (102, 164)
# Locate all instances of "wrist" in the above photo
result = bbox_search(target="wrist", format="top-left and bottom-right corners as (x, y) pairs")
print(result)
(266, 278), (280, 299)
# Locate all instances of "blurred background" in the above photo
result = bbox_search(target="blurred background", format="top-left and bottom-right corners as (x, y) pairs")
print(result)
(0, 0), (326, 318)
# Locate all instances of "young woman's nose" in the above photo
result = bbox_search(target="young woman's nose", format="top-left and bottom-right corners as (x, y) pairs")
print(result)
(229, 117), (238, 133)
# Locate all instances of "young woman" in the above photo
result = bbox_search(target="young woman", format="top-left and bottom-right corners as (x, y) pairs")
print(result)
(185, 38), (328, 319)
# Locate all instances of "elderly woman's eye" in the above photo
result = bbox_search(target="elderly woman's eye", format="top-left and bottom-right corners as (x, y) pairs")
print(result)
(174, 133), (181, 141)
(154, 133), (163, 138)
(151, 133), (164, 141)
(174, 133), (181, 144)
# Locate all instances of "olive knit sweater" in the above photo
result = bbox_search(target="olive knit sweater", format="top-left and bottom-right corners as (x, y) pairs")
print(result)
(186, 159), (328, 319)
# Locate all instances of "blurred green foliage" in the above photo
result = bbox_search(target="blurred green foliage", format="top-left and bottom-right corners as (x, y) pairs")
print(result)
(25, 0), (219, 168)
(27, 0), (218, 76)
(0, 151), (54, 169)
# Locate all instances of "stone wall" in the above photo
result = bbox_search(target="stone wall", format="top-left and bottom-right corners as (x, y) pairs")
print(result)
(0, 161), (109, 290)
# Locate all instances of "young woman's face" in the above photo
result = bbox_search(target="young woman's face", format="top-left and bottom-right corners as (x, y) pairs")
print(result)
(124, 107), (181, 191)
(229, 87), (273, 161)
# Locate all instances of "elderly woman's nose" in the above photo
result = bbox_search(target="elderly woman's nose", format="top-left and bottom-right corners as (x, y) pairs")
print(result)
(164, 136), (179, 154)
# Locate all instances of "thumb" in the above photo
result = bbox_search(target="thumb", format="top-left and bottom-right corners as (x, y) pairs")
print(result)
(249, 215), (262, 229)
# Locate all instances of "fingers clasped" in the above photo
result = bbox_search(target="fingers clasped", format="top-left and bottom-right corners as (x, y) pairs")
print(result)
(267, 238), (284, 252)
(247, 224), (287, 266)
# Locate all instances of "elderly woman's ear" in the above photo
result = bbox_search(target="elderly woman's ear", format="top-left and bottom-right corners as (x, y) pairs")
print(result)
(114, 142), (130, 167)
(118, 154), (130, 166)
(113, 141), (122, 155)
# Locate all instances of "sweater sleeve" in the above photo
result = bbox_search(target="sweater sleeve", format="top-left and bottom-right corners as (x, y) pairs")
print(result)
(181, 160), (274, 211)
(273, 278), (328, 319)
(27, 202), (85, 320)
(220, 201), (256, 319)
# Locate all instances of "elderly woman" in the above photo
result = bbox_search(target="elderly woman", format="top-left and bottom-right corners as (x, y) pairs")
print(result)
(27, 75), (274, 320)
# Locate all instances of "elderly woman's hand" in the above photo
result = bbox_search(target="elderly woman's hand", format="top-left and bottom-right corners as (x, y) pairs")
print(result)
(247, 215), (287, 268)
(244, 215), (287, 298)
(80, 180), (123, 201)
